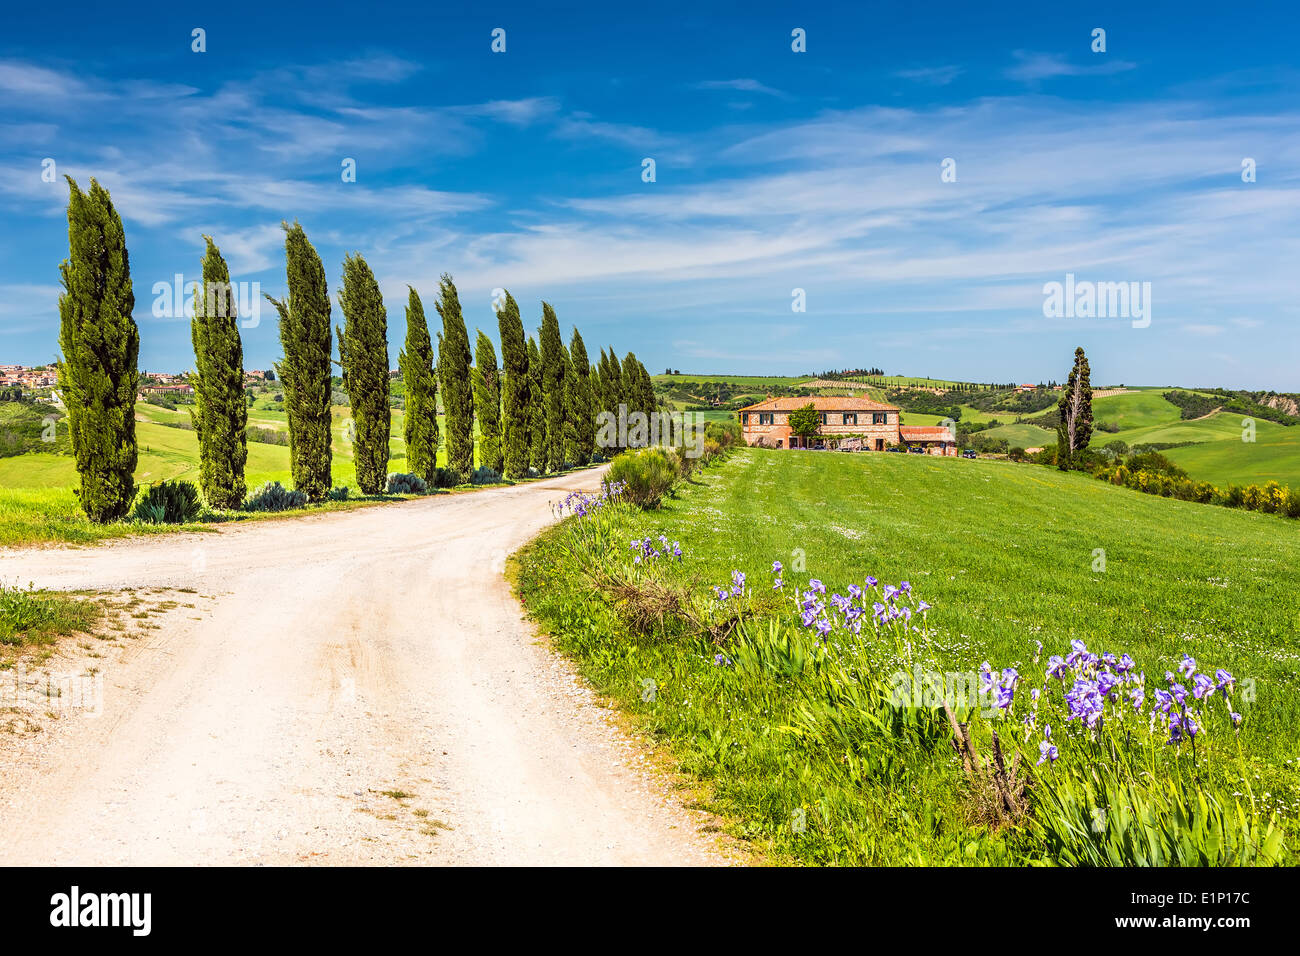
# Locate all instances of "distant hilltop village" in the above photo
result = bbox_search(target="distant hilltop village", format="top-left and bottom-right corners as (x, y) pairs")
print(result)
(0, 364), (56, 388)
(1, 364), (274, 397)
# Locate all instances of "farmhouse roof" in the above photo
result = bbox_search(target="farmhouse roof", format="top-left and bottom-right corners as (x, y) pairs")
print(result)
(899, 426), (954, 441)
(738, 395), (899, 413)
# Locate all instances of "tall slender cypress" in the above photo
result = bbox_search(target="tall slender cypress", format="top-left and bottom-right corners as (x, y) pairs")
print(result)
(539, 303), (566, 472)
(497, 291), (529, 478)
(1056, 346), (1094, 472)
(561, 343), (579, 466)
(265, 221), (332, 500)
(435, 274), (474, 477)
(57, 177), (139, 523)
(568, 328), (594, 466)
(190, 236), (247, 509)
(526, 336), (546, 471)
(473, 330), (503, 474)
(400, 287), (438, 483)
(607, 349), (625, 452)
(337, 253), (390, 494)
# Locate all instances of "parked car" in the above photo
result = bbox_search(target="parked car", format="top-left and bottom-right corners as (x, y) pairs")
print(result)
(962, 449), (978, 459)
(907, 446), (925, 454)
(886, 446), (904, 453)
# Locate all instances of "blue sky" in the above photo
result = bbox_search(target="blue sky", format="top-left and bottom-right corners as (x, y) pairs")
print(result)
(2, 0), (1298, 388)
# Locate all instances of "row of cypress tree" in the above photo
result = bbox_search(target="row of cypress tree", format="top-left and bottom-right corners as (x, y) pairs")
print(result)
(55, 179), (658, 520)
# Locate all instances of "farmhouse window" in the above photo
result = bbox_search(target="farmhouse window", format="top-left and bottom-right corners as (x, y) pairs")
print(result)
(759, 413), (774, 425)
(872, 412), (888, 425)
(742, 412), (749, 425)
(843, 413), (857, 425)
(820, 412), (828, 424)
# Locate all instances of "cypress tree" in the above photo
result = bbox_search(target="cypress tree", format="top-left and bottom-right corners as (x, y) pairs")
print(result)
(568, 328), (594, 465)
(606, 349), (625, 452)
(497, 291), (530, 478)
(265, 222), (332, 500)
(337, 253), (390, 494)
(473, 330), (503, 474)
(435, 274), (474, 477)
(539, 303), (566, 472)
(57, 177), (139, 523)
(561, 343), (579, 466)
(1056, 346), (1094, 472)
(400, 287), (438, 484)
(526, 336), (546, 471)
(190, 236), (248, 509)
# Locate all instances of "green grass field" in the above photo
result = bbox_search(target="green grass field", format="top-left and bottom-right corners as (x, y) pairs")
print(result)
(652, 374), (813, 388)
(0, 401), (487, 546)
(516, 447), (1300, 864)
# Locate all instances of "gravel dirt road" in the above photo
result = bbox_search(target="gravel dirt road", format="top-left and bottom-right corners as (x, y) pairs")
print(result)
(0, 470), (732, 866)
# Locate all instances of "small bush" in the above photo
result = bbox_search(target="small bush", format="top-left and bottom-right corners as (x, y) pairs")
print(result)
(433, 467), (461, 488)
(245, 425), (290, 446)
(132, 480), (202, 524)
(526, 466), (540, 479)
(607, 448), (677, 509)
(326, 486), (350, 501)
(244, 481), (307, 513)
(385, 472), (428, 495)
(470, 465), (503, 485)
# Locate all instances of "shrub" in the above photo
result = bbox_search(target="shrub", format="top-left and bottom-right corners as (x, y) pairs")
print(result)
(701, 437), (722, 462)
(1126, 451), (1187, 478)
(385, 472), (428, 495)
(432, 467), (461, 488)
(1284, 487), (1300, 519)
(244, 481), (307, 512)
(1224, 484), (1245, 508)
(607, 447), (677, 509)
(245, 425), (290, 446)
(326, 486), (350, 501)
(470, 465), (503, 485)
(132, 480), (202, 524)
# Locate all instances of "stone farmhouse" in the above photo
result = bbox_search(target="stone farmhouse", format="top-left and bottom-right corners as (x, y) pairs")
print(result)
(738, 396), (956, 454)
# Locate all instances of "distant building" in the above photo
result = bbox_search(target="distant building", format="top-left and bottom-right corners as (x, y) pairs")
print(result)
(738, 395), (958, 455)
(139, 384), (194, 398)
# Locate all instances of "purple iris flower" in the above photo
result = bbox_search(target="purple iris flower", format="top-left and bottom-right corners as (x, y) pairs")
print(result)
(808, 579), (826, 595)
(1045, 656), (1068, 680)
(918, 600), (931, 613)
(899, 581), (911, 593)
(1216, 669), (1235, 696)
(772, 577), (784, 590)
(1116, 653), (1135, 674)
(865, 576), (878, 588)
(1192, 673), (1215, 700)
(847, 584), (862, 600)
(1037, 740), (1059, 766)
(1065, 679), (1104, 728)
(772, 560), (783, 574)
(1169, 683), (1188, 706)
(815, 617), (833, 638)
(1178, 654), (1197, 678)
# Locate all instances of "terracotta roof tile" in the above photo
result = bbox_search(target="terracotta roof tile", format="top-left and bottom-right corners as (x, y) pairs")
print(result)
(899, 426), (955, 440)
(737, 396), (899, 412)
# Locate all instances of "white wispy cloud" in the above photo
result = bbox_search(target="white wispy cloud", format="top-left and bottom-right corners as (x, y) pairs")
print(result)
(1006, 51), (1137, 83)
